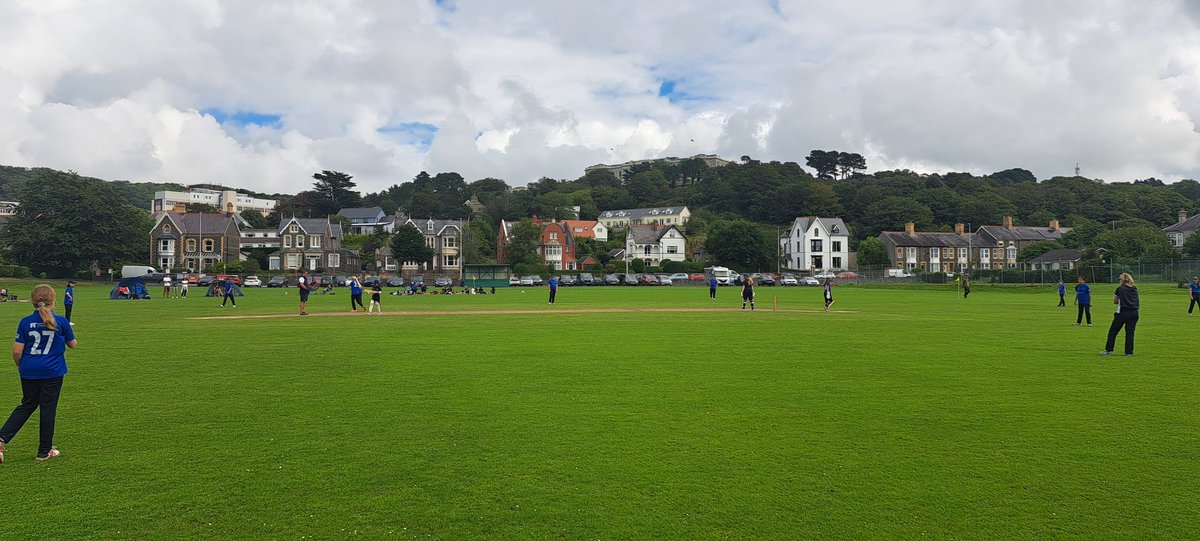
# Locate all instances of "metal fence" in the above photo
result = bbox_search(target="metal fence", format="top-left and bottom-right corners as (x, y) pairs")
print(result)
(847, 260), (1200, 285)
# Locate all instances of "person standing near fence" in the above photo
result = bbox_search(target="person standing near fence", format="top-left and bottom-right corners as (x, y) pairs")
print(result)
(1188, 277), (1200, 317)
(1057, 280), (1066, 307)
(1101, 273), (1139, 357)
(962, 274), (971, 298)
(1074, 276), (1092, 327)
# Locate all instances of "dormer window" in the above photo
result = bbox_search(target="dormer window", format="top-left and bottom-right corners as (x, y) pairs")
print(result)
(163, 224), (171, 233)
(832, 225), (840, 233)
(289, 224), (299, 233)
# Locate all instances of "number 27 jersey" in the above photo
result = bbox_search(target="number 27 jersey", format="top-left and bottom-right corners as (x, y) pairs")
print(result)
(15, 312), (74, 379)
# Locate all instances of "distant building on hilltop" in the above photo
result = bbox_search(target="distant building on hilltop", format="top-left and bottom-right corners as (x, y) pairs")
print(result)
(336, 207), (396, 235)
(780, 216), (850, 272)
(1164, 209), (1200, 248)
(584, 154), (732, 179)
(598, 206), (690, 230)
(152, 187), (276, 216)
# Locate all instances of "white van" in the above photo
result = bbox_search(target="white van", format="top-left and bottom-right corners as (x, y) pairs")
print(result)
(704, 266), (732, 285)
(121, 265), (157, 279)
(886, 268), (913, 278)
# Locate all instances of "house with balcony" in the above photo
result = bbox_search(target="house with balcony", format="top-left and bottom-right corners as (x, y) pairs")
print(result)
(269, 217), (360, 273)
(537, 221), (579, 271)
(240, 228), (280, 249)
(624, 224), (686, 267)
(598, 206), (690, 230)
(879, 223), (978, 273)
(337, 207), (396, 235)
(779, 216), (850, 272)
(150, 213), (241, 272)
(561, 219), (608, 242)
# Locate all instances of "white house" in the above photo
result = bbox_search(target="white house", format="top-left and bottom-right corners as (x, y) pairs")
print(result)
(337, 207), (396, 235)
(779, 217), (850, 271)
(599, 206), (690, 230)
(624, 224), (687, 267)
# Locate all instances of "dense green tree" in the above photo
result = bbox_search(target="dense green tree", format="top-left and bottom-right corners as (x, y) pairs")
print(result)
(1093, 226), (1177, 260)
(856, 237), (889, 267)
(835, 152), (867, 179)
(185, 203), (219, 213)
(1, 170), (153, 276)
(503, 220), (542, 267)
(1182, 232), (1200, 258)
(239, 209), (270, 229)
(805, 150), (839, 180)
(1017, 241), (1064, 263)
(630, 258), (646, 273)
(863, 197), (934, 236)
(705, 220), (776, 272)
(390, 225), (434, 267)
(312, 170), (360, 213)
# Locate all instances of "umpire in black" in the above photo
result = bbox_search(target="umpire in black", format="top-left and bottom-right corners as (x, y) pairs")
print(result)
(1102, 273), (1139, 357)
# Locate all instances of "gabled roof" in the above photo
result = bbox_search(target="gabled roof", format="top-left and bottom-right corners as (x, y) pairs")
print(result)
(627, 224), (685, 244)
(781, 216), (849, 238)
(977, 225), (1071, 242)
(278, 217), (334, 236)
(1164, 214), (1200, 233)
(162, 213), (238, 235)
(1028, 248), (1086, 263)
(395, 214), (464, 236)
(879, 231), (978, 248)
(600, 206), (689, 219)
(337, 207), (386, 220)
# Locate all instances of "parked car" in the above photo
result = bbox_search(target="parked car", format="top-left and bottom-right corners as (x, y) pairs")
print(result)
(266, 276), (289, 287)
(214, 274), (241, 285)
(319, 276), (333, 287)
(363, 276), (382, 287)
(558, 275), (577, 286)
(657, 274), (673, 285)
(751, 273), (776, 286)
(669, 273), (689, 282)
(386, 277), (405, 287)
(187, 274), (201, 284)
(509, 275), (521, 286)
(197, 276), (216, 287)
(887, 269), (913, 278)
(578, 273), (595, 286)
(836, 271), (859, 279)
(604, 274), (621, 286)
(781, 274), (799, 286)
(623, 273), (639, 286)
(814, 271), (836, 280)
(243, 276), (262, 287)
(637, 274), (660, 286)
(519, 276), (535, 286)
(802, 277), (821, 286)
(688, 273), (706, 281)
(434, 277), (453, 288)
(335, 275), (349, 287)
(531, 275), (545, 286)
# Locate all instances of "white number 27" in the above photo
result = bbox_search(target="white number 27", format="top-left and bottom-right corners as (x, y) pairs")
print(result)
(27, 330), (55, 355)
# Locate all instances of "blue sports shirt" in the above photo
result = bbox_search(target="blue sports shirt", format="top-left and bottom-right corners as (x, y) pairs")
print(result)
(709, 278), (717, 288)
(1075, 283), (1091, 305)
(1058, 283), (1065, 294)
(350, 280), (363, 294)
(14, 312), (74, 379)
(1190, 282), (1200, 294)
(64, 286), (74, 306)
(548, 279), (558, 290)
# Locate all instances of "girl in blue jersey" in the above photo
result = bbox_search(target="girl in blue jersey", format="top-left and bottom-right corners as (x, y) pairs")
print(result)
(823, 278), (834, 312)
(1074, 276), (1092, 326)
(349, 276), (365, 312)
(1188, 277), (1200, 316)
(0, 284), (77, 463)
(1057, 280), (1066, 307)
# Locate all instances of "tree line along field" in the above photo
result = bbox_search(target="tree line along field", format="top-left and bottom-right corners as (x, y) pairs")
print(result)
(0, 282), (1195, 539)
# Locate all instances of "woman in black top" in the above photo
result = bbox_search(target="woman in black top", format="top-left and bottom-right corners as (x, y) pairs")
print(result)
(741, 277), (755, 311)
(1102, 273), (1139, 356)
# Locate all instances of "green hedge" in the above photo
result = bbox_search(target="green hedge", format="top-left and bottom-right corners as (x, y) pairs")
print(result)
(0, 264), (32, 278)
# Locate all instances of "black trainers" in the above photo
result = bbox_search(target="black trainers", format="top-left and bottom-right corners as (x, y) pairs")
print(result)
(34, 447), (60, 462)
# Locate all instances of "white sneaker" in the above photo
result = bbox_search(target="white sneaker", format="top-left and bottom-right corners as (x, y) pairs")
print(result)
(34, 447), (60, 462)
(1, 438), (6, 464)
(69, 322), (75, 326)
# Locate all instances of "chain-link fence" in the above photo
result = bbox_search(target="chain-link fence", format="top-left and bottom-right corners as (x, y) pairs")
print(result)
(846, 260), (1200, 286)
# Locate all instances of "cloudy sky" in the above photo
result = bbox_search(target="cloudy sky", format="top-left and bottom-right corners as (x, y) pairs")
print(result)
(2, 0), (1200, 194)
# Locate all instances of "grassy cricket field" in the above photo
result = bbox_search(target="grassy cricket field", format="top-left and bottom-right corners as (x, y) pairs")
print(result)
(0, 280), (1196, 539)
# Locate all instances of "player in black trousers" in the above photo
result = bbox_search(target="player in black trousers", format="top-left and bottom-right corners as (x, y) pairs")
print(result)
(741, 277), (755, 310)
(1101, 273), (1139, 357)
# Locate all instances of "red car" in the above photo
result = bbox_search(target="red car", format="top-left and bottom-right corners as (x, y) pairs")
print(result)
(688, 273), (706, 281)
(836, 272), (858, 279)
(215, 274), (242, 285)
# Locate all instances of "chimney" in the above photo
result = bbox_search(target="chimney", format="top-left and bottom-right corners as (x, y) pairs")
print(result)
(904, 222), (915, 235)
(954, 223), (964, 235)
(1180, 209), (1189, 224)
(1049, 219), (1060, 230)
(1003, 215), (1013, 229)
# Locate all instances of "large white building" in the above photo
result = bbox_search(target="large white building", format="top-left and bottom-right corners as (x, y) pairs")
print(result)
(625, 224), (687, 267)
(585, 154), (733, 179)
(598, 206), (690, 231)
(152, 188), (276, 216)
(779, 216), (850, 272)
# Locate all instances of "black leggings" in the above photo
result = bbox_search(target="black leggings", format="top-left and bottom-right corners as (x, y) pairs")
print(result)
(709, 288), (717, 299)
(65, 304), (73, 322)
(1105, 309), (1139, 355)
(1058, 293), (1065, 307)
(351, 293), (364, 310)
(1076, 303), (1091, 325)
(1190, 293), (1199, 314)
(222, 292), (236, 306)
(0, 376), (63, 455)
(548, 289), (557, 304)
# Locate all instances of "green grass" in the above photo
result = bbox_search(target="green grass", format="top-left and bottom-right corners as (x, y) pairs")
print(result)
(0, 281), (1196, 539)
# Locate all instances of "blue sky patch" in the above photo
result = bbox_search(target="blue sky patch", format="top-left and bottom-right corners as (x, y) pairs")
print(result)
(202, 109), (282, 128)
(433, 0), (456, 12)
(379, 122), (439, 149)
(657, 78), (715, 105)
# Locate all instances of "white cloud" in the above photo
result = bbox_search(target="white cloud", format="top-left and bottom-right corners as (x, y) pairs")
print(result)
(2, 0), (1200, 194)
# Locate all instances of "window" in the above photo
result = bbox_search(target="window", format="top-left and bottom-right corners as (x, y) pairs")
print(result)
(546, 246), (562, 256)
(328, 253), (340, 268)
(1175, 233), (1184, 247)
(812, 228), (818, 235)
(286, 253), (299, 269)
(667, 246), (678, 254)
(832, 241), (842, 252)
(203, 239), (214, 253)
(310, 235), (321, 249)
(832, 256), (842, 268)
(797, 241), (802, 252)
(289, 224), (298, 233)
(159, 240), (171, 252)
(981, 248), (991, 260)
(163, 224), (171, 233)
(959, 248), (967, 259)
(811, 239), (823, 252)
(930, 248), (940, 259)
(283, 235), (292, 248)
(186, 239), (196, 252)
(443, 255), (459, 267)
(1007, 247), (1017, 260)
(425, 237), (434, 248)
(574, 227), (584, 232)
(296, 235), (304, 247)
(644, 246), (651, 255)
(443, 236), (457, 248)
(906, 247), (917, 260)
(160, 258), (170, 268)
(550, 233), (558, 241)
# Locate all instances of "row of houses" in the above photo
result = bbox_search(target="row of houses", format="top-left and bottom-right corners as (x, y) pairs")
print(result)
(495, 211), (689, 270)
(879, 216), (1074, 272)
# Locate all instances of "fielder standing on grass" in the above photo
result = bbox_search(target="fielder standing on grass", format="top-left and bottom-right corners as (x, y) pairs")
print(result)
(548, 275), (558, 305)
(298, 272), (310, 316)
(0, 284), (77, 463)
(63, 280), (75, 326)
(1188, 277), (1200, 317)
(962, 274), (971, 298)
(741, 276), (755, 310)
(220, 279), (237, 308)
(1101, 273), (1139, 357)
(1074, 276), (1092, 327)
(1057, 280), (1066, 307)
(368, 281), (383, 315)
(709, 275), (718, 300)
(823, 278), (834, 312)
